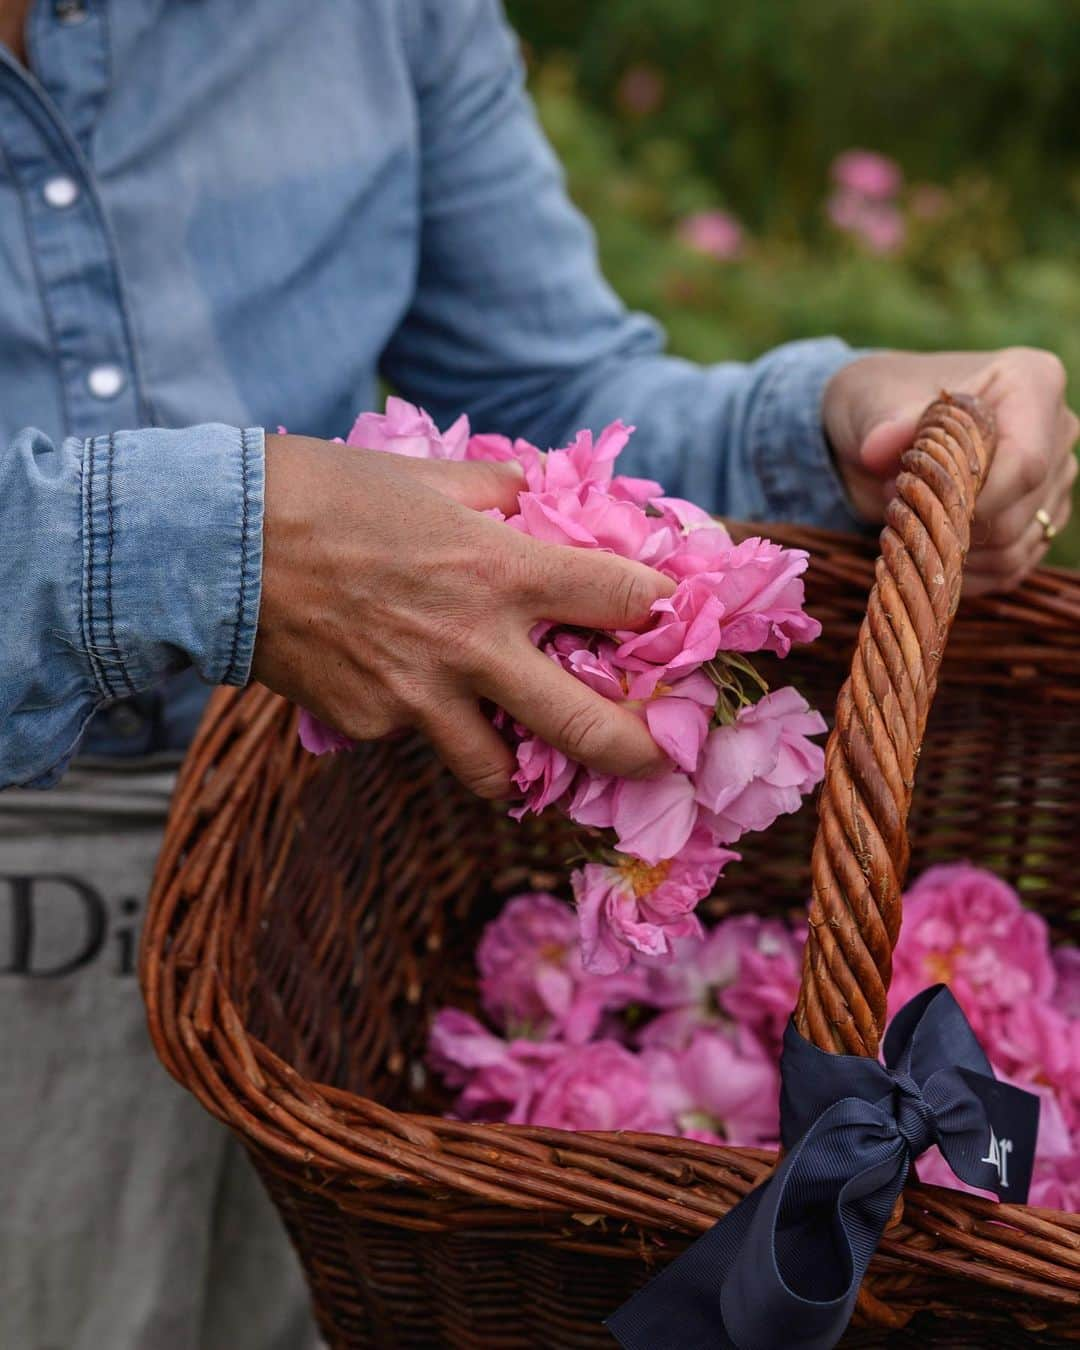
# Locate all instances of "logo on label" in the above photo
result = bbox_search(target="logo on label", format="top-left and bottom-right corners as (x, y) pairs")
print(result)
(981, 1124), (1013, 1188)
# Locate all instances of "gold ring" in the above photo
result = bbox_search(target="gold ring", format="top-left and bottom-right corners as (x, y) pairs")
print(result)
(1035, 507), (1058, 542)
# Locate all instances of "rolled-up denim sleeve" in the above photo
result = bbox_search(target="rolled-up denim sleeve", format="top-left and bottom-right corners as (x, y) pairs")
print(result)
(389, 0), (863, 529)
(0, 423), (264, 788)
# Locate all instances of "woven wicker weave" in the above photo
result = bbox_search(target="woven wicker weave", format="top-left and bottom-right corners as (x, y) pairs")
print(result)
(142, 397), (1080, 1347)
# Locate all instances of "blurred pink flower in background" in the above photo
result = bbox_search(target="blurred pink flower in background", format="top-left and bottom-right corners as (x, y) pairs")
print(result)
(827, 149), (906, 254)
(616, 64), (665, 117)
(676, 209), (745, 261)
(831, 149), (903, 201)
(827, 192), (905, 254)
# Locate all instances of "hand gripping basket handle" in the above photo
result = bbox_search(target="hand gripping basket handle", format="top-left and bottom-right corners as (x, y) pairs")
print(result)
(794, 393), (997, 1057)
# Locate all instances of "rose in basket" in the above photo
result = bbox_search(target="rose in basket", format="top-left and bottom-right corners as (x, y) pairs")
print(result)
(431, 868), (1080, 1208)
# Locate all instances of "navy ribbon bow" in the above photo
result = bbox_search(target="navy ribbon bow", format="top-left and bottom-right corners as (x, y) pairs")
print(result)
(607, 985), (1039, 1350)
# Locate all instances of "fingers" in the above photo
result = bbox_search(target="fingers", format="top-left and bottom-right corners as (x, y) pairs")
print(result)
(964, 455), (1076, 594)
(514, 536), (676, 631)
(971, 446), (1076, 555)
(481, 640), (668, 779)
(966, 353), (1072, 523)
(422, 696), (516, 799)
(393, 455), (525, 516)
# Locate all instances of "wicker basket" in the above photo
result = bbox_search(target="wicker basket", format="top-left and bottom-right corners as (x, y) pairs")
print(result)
(142, 399), (1080, 1347)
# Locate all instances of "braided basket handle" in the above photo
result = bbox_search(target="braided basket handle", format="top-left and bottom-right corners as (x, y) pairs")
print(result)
(794, 393), (997, 1056)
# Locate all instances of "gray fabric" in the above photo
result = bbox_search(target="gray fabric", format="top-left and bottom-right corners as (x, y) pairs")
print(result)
(0, 762), (319, 1350)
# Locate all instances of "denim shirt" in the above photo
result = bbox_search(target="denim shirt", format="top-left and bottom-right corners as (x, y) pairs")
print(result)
(0, 0), (860, 789)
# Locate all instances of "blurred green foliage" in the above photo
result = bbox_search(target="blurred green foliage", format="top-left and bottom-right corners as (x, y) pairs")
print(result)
(505, 1), (1080, 564)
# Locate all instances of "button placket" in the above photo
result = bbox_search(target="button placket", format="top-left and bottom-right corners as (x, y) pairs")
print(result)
(0, 49), (142, 437)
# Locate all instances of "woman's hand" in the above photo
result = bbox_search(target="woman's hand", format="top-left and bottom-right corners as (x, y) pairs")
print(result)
(252, 434), (675, 798)
(824, 347), (1078, 594)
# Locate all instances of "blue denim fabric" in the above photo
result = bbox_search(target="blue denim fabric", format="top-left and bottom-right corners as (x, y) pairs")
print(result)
(0, 0), (861, 789)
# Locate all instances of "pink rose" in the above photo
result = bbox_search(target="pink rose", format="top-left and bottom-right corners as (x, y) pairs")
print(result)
(565, 771), (618, 831)
(628, 667), (715, 773)
(695, 687), (826, 844)
(643, 1027), (781, 1147)
(513, 483), (657, 560)
(510, 734), (578, 818)
(615, 574), (727, 675)
(981, 999), (1079, 1133)
(827, 191), (906, 254)
(640, 915), (803, 1054)
(427, 1009), (560, 1124)
(347, 395), (469, 459)
(652, 507), (739, 581)
(704, 537), (821, 656)
(676, 210), (745, 262)
(1053, 946), (1080, 1020)
(476, 892), (647, 1044)
(611, 768), (700, 863)
(720, 919), (804, 1055)
(887, 864), (1056, 1030)
(542, 422), (633, 493)
(830, 149), (902, 202)
(529, 1041), (668, 1133)
(1028, 1155), (1080, 1213)
(557, 634), (715, 773)
(573, 831), (735, 973)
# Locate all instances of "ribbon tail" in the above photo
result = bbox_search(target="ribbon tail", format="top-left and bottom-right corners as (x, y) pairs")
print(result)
(606, 1181), (765, 1350)
(608, 1101), (907, 1350)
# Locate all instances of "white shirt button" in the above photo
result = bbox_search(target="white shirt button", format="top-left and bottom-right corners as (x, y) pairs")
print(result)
(87, 364), (126, 400)
(42, 175), (80, 209)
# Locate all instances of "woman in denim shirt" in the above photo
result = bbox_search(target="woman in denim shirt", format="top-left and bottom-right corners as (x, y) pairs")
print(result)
(0, 1), (1075, 1346)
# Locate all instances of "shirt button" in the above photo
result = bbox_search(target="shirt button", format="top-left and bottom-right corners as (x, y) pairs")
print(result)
(87, 364), (126, 400)
(42, 175), (80, 209)
(55, 1), (88, 24)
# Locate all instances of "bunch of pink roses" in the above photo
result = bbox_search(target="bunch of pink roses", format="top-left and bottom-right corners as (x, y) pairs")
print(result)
(429, 866), (1080, 1207)
(300, 398), (827, 974)
(428, 891), (800, 1147)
